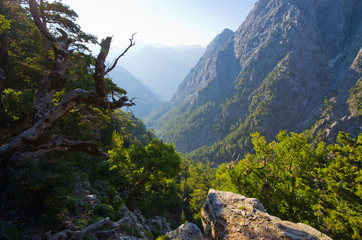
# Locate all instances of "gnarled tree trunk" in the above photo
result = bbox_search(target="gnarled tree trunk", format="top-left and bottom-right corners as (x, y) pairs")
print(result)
(0, 0), (135, 168)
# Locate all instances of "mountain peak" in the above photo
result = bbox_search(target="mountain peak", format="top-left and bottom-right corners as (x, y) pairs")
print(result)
(203, 28), (234, 58)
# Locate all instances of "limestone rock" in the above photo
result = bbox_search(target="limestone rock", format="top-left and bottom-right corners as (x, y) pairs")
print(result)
(166, 223), (207, 240)
(146, 216), (171, 235)
(201, 189), (332, 240)
(116, 205), (171, 237)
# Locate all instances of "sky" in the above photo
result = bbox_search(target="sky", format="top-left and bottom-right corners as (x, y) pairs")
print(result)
(62, 0), (258, 49)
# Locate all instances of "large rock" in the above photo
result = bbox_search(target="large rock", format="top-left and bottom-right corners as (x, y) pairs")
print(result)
(166, 223), (207, 240)
(201, 189), (332, 240)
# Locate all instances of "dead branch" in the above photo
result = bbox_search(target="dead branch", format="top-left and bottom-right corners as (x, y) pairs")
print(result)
(16, 135), (108, 160)
(105, 33), (136, 75)
(47, 217), (130, 240)
(0, 88), (133, 162)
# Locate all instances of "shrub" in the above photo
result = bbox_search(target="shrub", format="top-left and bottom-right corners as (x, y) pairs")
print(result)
(93, 203), (115, 220)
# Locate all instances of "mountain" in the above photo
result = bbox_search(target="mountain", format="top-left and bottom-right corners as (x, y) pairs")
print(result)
(145, 0), (362, 164)
(108, 66), (163, 119)
(120, 45), (205, 101)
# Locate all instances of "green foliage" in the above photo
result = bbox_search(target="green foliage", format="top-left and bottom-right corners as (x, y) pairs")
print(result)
(0, 14), (11, 33)
(6, 157), (74, 230)
(315, 132), (362, 239)
(93, 203), (115, 221)
(156, 236), (170, 240)
(347, 80), (362, 117)
(108, 136), (182, 218)
(108, 110), (156, 148)
(156, 101), (218, 151)
(217, 131), (322, 224)
(179, 158), (217, 226)
(0, 88), (34, 121)
(66, 196), (80, 216)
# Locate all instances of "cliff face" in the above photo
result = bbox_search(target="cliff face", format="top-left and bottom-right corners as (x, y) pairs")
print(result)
(145, 0), (362, 159)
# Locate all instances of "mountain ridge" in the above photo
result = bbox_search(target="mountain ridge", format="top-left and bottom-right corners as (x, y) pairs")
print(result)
(145, 0), (362, 163)
(120, 45), (205, 101)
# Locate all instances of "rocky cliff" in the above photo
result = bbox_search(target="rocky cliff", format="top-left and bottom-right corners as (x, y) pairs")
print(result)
(145, 0), (362, 163)
(201, 189), (331, 240)
(167, 189), (331, 240)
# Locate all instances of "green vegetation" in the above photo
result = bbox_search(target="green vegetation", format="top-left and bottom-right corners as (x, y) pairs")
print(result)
(348, 79), (362, 117)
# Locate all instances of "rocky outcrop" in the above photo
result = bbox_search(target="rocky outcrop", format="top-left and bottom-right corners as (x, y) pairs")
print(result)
(48, 204), (171, 240)
(201, 189), (331, 240)
(117, 205), (171, 236)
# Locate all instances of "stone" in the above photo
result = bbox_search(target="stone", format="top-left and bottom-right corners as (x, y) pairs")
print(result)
(201, 189), (332, 240)
(146, 216), (171, 235)
(166, 223), (207, 240)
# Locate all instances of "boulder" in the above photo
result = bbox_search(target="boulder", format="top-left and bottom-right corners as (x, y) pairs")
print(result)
(116, 205), (171, 237)
(166, 222), (207, 240)
(201, 189), (332, 240)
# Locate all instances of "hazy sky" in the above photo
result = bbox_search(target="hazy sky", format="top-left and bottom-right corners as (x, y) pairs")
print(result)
(62, 0), (257, 49)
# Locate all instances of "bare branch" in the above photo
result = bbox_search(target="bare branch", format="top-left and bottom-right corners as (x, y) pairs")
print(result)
(17, 135), (108, 160)
(105, 33), (136, 75)
(47, 217), (130, 240)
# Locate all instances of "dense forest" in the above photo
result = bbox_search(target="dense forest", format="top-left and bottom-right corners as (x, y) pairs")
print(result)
(0, 1), (361, 240)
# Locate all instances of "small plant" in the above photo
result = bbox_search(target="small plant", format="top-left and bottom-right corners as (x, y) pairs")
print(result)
(156, 236), (170, 240)
(74, 218), (87, 228)
(237, 206), (246, 210)
(66, 196), (81, 215)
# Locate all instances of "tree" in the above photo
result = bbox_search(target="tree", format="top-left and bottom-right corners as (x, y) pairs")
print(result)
(108, 132), (182, 218)
(0, 0), (135, 171)
(179, 159), (218, 226)
(315, 132), (362, 239)
(216, 131), (325, 225)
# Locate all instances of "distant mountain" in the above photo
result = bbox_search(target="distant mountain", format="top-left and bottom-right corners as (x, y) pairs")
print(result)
(108, 66), (163, 119)
(145, 0), (362, 164)
(120, 45), (205, 101)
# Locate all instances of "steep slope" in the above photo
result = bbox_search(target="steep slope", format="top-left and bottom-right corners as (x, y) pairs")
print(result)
(108, 66), (162, 119)
(120, 45), (205, 101)
(146, 0), (362, 163)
